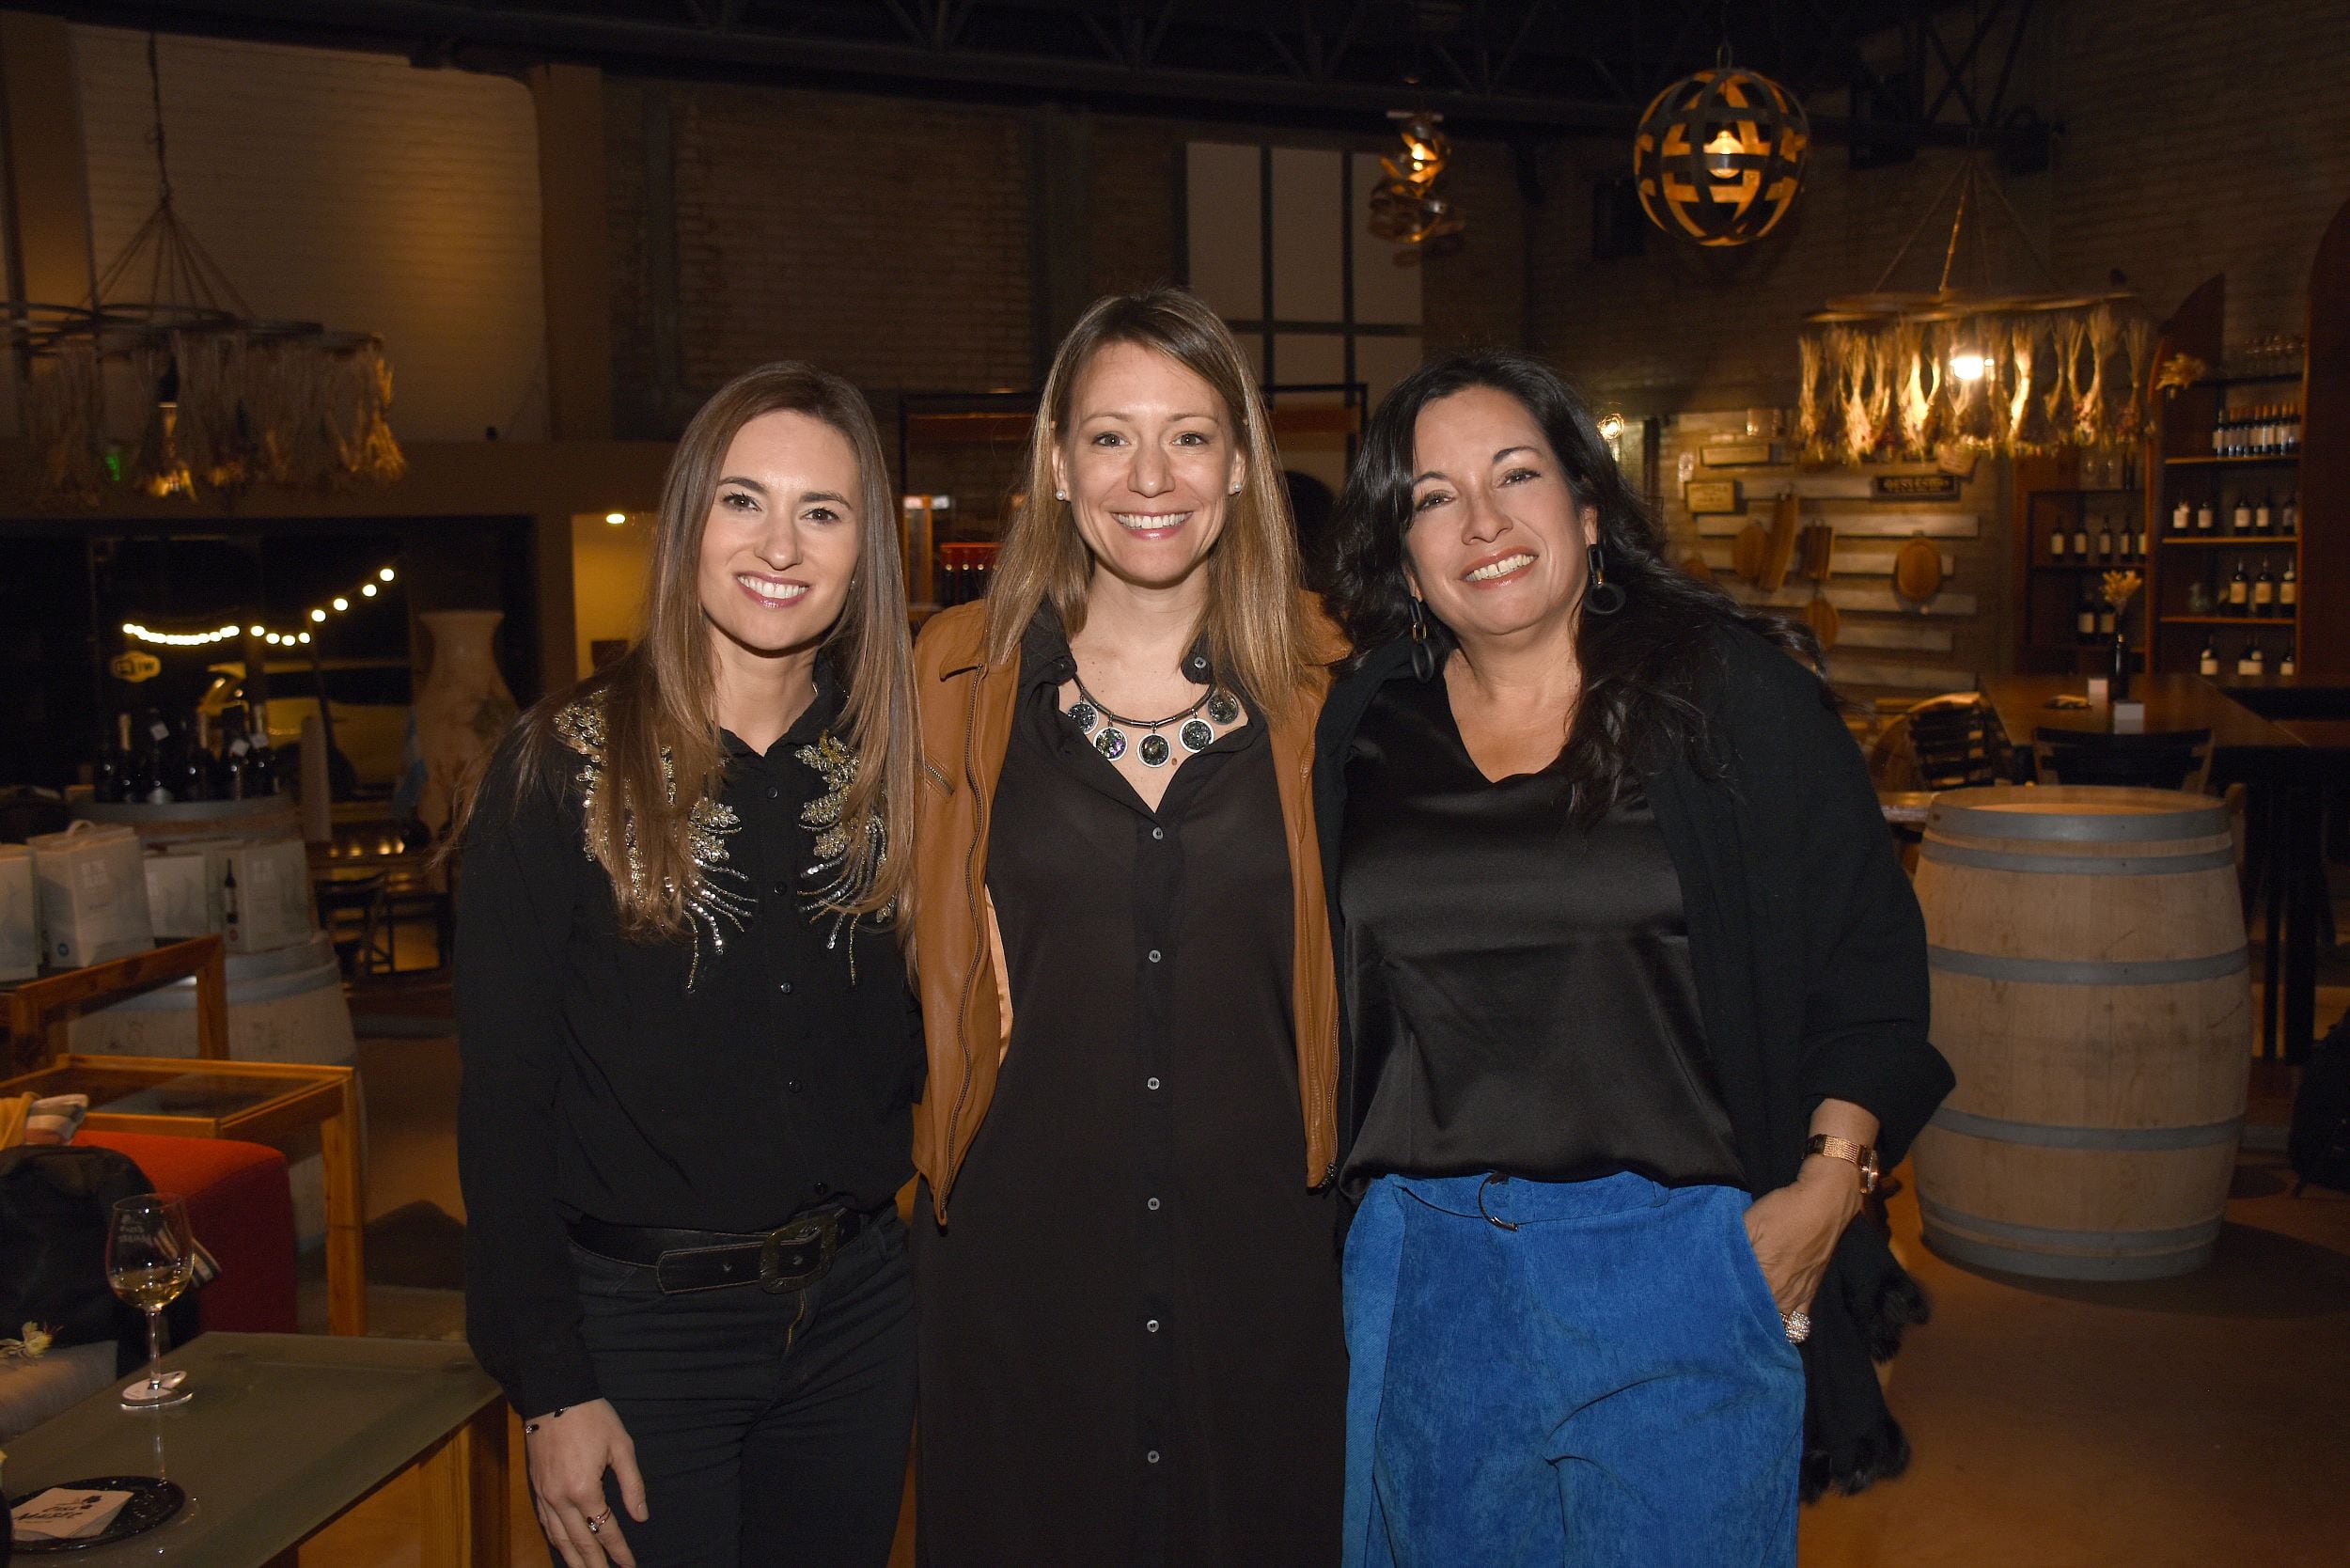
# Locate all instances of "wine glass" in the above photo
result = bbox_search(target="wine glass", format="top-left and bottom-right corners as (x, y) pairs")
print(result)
(106, 1194), (196, 1408)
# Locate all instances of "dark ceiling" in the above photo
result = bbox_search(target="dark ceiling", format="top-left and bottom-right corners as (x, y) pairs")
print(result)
(37, 0), (2042, 149)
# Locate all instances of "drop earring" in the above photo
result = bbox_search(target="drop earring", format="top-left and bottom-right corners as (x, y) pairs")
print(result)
(1406, 596), (1437, 682)
(1585, 542), (1627, 615)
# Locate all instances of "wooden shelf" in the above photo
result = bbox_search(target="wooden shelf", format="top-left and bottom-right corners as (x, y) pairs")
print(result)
(2155, 534), (2299, 546)
(2159, 614), (2300, 626)
(2033, 560), (2148, 572)
(2164, 453), (2301, 466)
(2197, 372), (2304, 387)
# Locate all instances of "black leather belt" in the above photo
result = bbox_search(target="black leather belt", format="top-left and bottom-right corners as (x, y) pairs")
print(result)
(568, 1204), (882, 1295)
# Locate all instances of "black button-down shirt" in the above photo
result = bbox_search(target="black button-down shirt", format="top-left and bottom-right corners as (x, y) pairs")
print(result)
(456, 667), (922, 1417)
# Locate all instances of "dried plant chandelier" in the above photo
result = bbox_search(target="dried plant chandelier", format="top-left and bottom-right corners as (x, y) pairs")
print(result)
(11, 35), (403, 510)
(1797, 154), (2149, 463)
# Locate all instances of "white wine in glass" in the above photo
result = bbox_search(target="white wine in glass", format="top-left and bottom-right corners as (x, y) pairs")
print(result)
(107, 1193), (196, 1408)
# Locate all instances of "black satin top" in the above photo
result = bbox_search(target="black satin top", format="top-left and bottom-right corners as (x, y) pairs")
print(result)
(1336, 674), (1745, 1194)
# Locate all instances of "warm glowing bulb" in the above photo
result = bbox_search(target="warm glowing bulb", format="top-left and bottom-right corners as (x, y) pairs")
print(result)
(120, 621), (135, 634)
(221, 625), (238, 636)
(310, 608), (327, 622)
(604, 510), (627, 525)
(1950, 350), (1988, 383)
(266, 633), (282, 644)
(298, 632), (311, 644)
(1597, 414), (1626, 442)
(1703, 127), (1743, 179)
(333, 597), (349, 611)
(362, 583), (378, 597)
(248, 625), (264, 636)
(379, 568), (396, 582)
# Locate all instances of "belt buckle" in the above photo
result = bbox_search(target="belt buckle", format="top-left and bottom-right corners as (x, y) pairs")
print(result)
(758, 1211), (839, 1294)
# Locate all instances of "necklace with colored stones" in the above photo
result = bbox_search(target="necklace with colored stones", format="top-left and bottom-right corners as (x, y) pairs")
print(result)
(1066, 678), (1242, 767)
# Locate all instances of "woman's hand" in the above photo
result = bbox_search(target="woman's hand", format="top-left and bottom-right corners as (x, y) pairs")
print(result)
(525, 1398), (649, 1568)
(1741, 1156), (1864, 1317)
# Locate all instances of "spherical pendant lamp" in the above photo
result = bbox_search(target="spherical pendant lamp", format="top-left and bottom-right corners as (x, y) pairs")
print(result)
(1633, 63), (1810, 247)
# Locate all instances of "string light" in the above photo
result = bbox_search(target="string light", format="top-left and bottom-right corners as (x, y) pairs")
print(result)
(120, 561), (403, 651)
(121, 621), (244, 648)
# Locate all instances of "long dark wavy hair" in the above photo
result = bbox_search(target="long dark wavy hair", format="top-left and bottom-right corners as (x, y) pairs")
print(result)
(1326, 351), (1821, 823)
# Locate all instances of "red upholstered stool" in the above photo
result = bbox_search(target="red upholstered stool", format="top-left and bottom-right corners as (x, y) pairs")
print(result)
(78, 1132), (300, 1334)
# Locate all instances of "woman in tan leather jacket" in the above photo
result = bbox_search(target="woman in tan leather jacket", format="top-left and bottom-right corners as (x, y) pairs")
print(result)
(903, 287), (1347, 1566)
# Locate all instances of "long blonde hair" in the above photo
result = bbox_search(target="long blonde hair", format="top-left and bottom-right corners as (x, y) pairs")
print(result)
(463, 362), (916, 938)
(982, 287), (1312, 714)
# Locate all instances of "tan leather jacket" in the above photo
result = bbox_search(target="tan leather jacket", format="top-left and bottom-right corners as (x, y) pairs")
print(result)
(907, 598), (1341, 1220)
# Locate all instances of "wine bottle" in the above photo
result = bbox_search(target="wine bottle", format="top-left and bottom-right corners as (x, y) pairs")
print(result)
(92, 713), (132, 804)
(2076, 586), (2098, 641)
(2095, 512), (2115, 561)
(2097, 599), (2117, 637)
(2196, 499), (2215, 532)
(2198, 636), (2219, 676)
(135, 708), (177, 805)
(2051, 523), (2067, 559)
(2280, 559), (2297, 613)
(2280, 639), (2297, 677)
(2255, 492), (2273, 534)
(2171, 499), (2192, 534)
(2227, 559), (2249, 611)
(2281, 490), (2298, 536)
(243, 702), (279, 797)
(2232, 492), (2252, 533)
(2253, 561), (2276, 616)
(2237, 639), (2264, 677)
(2072, 516), (2090, 557)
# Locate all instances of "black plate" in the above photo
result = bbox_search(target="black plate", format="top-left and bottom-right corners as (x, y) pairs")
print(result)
(8, 1477), (186, 1553)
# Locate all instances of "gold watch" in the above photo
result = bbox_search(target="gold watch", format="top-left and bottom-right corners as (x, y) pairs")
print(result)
(1806, 1135), (1880, 1195)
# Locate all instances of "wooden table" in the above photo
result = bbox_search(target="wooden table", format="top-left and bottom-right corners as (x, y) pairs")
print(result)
(0, 1055), (368, 1336)
(1980, 674), (2325, 1060)
(3, 936), (228, 1073)
(2, 1332), (504, 1566)
(1980, 673), (2305, 753)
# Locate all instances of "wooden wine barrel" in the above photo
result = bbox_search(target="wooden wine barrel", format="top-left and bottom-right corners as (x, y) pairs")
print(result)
(1910, 786), (2249, 1280)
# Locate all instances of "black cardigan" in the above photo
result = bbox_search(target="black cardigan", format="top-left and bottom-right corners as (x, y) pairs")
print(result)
(1313, 622), (1956, 1499)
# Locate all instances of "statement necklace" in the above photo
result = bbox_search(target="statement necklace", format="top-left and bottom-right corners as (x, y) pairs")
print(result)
(1066, 678), (1242, 767)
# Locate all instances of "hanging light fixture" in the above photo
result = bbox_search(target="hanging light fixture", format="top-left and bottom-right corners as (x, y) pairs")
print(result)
(1795, 155), (2150, 462)
(1633, 49), (1810, 247)
(1368, 110), (1466, 262)
(12, 35), (402, 509)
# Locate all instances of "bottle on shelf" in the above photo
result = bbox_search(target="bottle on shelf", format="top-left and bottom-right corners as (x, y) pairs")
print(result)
(2211, 408), (2228, 455)
(2253, 561), (2276, 616)
(2232, 491), (2252, 533)
(2095, 511), (2115, 561)
(2254, 491), (2273, 534)
(2196, 498), (2216, 532)
(2071, 514), (2090, 557)
(92, 713), (133, 804)
(2076, 584), (2099, 642)
(2171, 498), (2192, 534)
(2280, 639), (2298, 677)
(2097, 597), (2117, 637)
(175, 711), (217, 803)
(2237, 639), (2265, 678)
(2050, 520), (2068, 558)
(222, 861), (240, 947)
(2227, 559), (2249, 611)
(2279, 558), (2297, 615)
(241, 704), (279, 798)
(2281, 490), (2298, 535)
(2198, 635), (2220, 676)
(133, 707), (177, 806)
(2287, 403), (2302, 452)
(2134, 518), (2149, 558)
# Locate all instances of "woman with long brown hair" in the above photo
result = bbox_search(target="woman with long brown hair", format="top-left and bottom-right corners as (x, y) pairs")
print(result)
(456, 362), (923, 1568)
(905, 287), (1348, 1564)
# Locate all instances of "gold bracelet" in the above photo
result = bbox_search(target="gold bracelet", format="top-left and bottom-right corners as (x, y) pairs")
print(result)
(1805, 1134), (1880, 1195)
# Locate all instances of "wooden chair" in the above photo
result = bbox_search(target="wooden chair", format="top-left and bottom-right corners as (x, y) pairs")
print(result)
(2031, 727), (2214, 792)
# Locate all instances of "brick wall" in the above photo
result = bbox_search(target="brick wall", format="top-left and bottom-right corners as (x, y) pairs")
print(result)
(73, 25), (547, 443)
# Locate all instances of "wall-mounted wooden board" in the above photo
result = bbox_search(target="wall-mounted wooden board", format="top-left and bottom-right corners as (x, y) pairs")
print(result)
(1700, 545), (1957, 578)
(1719, 582), (1980, 616)
(1821, 655), (1976, 690)
(1695, 511), (1982, 539)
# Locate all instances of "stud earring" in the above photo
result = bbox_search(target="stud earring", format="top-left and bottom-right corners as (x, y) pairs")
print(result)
(1054, 489), (1067, 501)
(1229, 482), (1243, 494)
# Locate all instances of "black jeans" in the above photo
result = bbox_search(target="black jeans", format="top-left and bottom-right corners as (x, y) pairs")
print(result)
(566, 1211), (915, 1568)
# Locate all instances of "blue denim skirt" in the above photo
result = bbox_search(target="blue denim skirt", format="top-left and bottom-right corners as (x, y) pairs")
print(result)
(1341, 1171), (1804, 1568)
